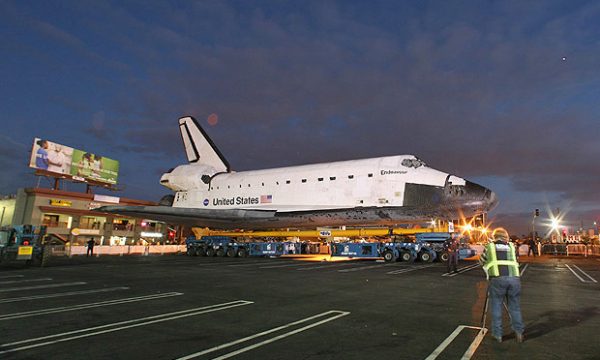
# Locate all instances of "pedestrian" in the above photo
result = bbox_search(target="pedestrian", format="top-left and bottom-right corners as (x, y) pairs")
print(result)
(479, 228), (525, 343)
(87, 237), (96, 257)
(444, 235), (459, 273)
(527, 238), (536, 257)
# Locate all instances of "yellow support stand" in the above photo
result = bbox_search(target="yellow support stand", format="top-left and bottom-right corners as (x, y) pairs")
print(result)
(192, 225), (450, 240)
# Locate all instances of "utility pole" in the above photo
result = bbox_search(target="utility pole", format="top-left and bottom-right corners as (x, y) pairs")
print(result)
(556, 208), (561, 242)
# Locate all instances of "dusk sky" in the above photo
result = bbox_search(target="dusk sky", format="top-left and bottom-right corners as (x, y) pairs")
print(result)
(1, 0), (599, 235)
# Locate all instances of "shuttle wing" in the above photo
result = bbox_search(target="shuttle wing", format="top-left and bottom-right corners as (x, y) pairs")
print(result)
(97, 204), (458, 230)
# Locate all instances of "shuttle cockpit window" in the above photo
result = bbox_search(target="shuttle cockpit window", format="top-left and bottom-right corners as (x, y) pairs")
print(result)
(401, 158), (426, 169)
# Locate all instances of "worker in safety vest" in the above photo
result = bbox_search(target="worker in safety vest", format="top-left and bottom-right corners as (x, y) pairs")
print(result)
(444, 234), (459, 273)
(479, 228), (524, 343)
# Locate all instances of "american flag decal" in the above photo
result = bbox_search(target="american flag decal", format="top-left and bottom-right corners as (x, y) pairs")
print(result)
(260, 195), (272, 203)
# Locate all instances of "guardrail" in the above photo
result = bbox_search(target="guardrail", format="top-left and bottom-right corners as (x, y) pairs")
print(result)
(541, 244), (600, 257)
(541, 244), (567, 255)
(470, 244), (600, 257)
(46, 245), (187, 257)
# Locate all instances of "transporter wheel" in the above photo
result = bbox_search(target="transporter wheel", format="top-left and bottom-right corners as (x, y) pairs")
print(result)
(400, 251), (414, 262)
(237, 248), (248, 258)
(419, 251), (433, 263)
(382, 250), (396, 262)
(187, 247), (196, 256)
(196, 247), (206, 256)
(226, 248), (236, 257)
(439, 252), (449, 263)
(216, 248), (226, 257)
(206, 248), (216, 257)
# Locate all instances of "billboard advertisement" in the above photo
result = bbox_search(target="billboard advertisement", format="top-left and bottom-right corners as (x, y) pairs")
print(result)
(29, 138), (119, 185)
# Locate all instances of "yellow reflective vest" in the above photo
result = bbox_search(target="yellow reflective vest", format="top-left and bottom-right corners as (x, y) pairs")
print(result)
(481, 241), (520, 278)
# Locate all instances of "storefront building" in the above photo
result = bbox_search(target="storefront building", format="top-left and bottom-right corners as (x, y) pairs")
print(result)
(11, 188), (176, 245)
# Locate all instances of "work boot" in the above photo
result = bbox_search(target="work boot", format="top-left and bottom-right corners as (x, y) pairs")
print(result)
(492, 335), (502, 343)
(516, 333), (524, 343)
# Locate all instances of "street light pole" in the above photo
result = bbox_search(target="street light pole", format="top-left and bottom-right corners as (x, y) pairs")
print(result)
(532, 208), (539, 243)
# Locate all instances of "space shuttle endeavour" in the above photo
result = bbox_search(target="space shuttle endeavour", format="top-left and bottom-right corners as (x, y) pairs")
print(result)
(100, 116), (498, 229)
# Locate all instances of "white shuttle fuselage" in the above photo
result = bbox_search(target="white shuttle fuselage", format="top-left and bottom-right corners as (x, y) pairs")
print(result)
(165, 156), (465, 212)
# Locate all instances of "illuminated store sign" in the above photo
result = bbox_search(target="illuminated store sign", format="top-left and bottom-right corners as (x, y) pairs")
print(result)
(49, 199), (72, 207)
(140, 232), (163, 238)
(71, 228), (100, 236)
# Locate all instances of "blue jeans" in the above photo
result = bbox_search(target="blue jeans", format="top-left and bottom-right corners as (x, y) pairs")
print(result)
(489, 276), (524, 337)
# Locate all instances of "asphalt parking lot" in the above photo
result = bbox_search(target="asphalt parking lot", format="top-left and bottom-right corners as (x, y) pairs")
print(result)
(1, 255), (599, 360)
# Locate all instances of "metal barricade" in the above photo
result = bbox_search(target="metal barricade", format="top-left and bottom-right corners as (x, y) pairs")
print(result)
(541, 244), (567, 255)
(566, 244), (588, 257)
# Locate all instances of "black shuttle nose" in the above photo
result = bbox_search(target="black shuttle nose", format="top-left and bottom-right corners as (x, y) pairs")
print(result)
(464, 181), (498, 212)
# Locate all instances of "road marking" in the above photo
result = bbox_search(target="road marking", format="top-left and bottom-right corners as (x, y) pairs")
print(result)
(573, 265), (598, 283)
(0, 292), (183, 321)
(259, 262), (316, 269)
(565, 264), (586, 282)
(0, 275), (25, 279)
(387, 264), (436, 275)
(338, 263), (401, 272)
(442, 263), (480, 277)
(0, 282), (86, 293)
(566, 264), (598, 283)
(296, 262), (359, 271)
(520, 263), (529, 276)
(0, 287), (130, 304)
(175, 310), (350, 360)
(0, 300), (253, 355)
(0, 277), (53, 285)
(195, 261), (242, 266)
(227, 261), (282, 267)
(460, 327), (488, 360)
(425, 325), (486, 360)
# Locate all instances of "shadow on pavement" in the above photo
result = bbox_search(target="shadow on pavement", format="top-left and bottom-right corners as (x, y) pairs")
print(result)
(525, 307), (599, 340)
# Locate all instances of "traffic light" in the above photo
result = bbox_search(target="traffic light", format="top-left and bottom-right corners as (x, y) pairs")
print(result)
(534, 209), (539, 217)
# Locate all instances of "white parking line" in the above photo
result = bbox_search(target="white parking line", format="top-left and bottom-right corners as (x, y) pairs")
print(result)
(195, 261), (241, 266)
(0, 287), (130, 304)
(425, 325), (486, 360)
(573, 265), (597, 283)
(442, 263), (480, 277)
(0, 277), (53, 285)
(338, 263), (401, 273)
(296, 262), (359, 271)
(227, 261), (282, 267)
(0, 282), (86, 293)
(175, 310), (350, 360)
(0, 300), (253, 355)
(387, 264), (435, 275)
(520, 263), (529, 276)
(259, 262), (316, 269)
(0, 292), (183, 321)
(565, 264), (586, 282)
(0, 275), (25, 279)
(566, 264), (598, 283)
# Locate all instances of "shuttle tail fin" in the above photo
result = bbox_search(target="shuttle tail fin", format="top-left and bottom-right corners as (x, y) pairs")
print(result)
(178, 116), (230, 172)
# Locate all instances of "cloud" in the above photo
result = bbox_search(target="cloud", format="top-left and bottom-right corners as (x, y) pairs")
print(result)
(4, 1), (600, 233)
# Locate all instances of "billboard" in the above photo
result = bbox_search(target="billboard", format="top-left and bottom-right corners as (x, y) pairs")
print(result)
(29, 138), (119, 185)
